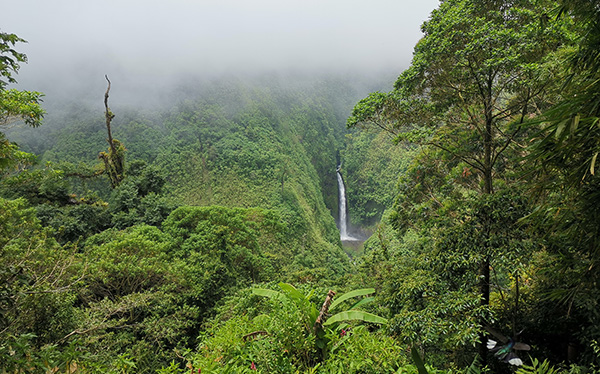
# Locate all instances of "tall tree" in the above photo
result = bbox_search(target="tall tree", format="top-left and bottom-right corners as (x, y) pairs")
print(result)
(348, 0), (569, 362)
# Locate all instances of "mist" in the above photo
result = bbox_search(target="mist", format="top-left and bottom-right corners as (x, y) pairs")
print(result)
(3, 0), (438, 107)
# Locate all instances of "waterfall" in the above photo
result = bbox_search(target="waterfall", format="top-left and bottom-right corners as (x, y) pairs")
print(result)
(337, 167), (357, 241)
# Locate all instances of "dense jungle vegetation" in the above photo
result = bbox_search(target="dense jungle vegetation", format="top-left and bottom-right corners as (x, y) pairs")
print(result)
(2, 0), (600, 372)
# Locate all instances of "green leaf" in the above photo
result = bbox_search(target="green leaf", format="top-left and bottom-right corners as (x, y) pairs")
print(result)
(278, 282), (307, 305)
(466, 355), (481, 374)
(349, 296), (375, 310)
(322, 310), (387, 326)
(570, 114), (580, 134)
(329, 288), (375, 311)
(555, 119), (568, 139)
(591, 152), (598, 175)
(411, 346), (429, 374)
(252, 288), (286, 302)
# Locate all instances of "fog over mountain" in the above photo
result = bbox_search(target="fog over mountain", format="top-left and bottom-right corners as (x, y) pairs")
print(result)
(3, 1), (438, 106)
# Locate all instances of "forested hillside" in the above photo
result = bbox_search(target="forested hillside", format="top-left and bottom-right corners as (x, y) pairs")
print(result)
(2, 0), (600, 373)
(7, 75), (385, 232)
(1, 64), (397, 371)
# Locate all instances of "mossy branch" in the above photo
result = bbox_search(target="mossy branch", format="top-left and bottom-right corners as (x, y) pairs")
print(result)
(100, 75), (125, 188)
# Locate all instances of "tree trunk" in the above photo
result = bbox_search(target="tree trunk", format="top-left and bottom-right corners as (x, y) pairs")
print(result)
(479, 256), (491, 363)
(479, 94), (494, 365)
(100, 75), (125, 188)
(314, 290), (336, 330)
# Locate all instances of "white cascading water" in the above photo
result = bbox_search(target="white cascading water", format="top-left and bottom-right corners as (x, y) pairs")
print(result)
(337, 168), (357, 241)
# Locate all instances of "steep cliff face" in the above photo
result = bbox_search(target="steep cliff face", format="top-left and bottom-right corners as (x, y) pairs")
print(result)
(154, 81), (349, 274)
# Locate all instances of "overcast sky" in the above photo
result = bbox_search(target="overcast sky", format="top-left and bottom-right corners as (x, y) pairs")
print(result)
(2, 0), (439, 100)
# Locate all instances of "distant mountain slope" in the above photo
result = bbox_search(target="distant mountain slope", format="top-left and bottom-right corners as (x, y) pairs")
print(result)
(7, 74), (391, 276)
(152, 80), (350, 277)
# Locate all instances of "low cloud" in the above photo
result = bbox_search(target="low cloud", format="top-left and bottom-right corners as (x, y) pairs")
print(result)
(3, 0), (438, 105)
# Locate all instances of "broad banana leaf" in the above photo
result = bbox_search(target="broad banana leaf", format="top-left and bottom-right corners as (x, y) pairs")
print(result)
(252, 288), (287, 302)
(349, 296), (375, 310)
(329, 288), (375, 311)
(322, 310), (387, 326)
(278, 282), (307, 305)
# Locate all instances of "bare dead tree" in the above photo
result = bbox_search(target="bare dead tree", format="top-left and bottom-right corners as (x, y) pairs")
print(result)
(98, 75), (125, 188)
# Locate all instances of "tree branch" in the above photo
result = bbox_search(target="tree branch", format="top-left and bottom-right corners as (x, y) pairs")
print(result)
(104, 75), (116, 154)
(426, 141), (486, 173)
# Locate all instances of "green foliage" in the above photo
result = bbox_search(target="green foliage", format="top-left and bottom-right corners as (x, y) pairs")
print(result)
(39, 118), (108, 163)
(0, 31), (45, 175)
(517, 358), (562, 374)
(320, 326), (411, 374)
(5, 76), (358, 285)
(0, 74), (372, 372)
(514, 355), (600, 374)
(71, 206), (291, 372)
(0, 195), (338, 372)
(347, 91), (390, 130)
(0, 165), (115, 244)
(329, 287), (375, 311)
(323, 310), (387, 326)
(355, 172), (540, 368)
(109, 160), (175, 229)
(520, 1), (600, 366)
(412, 345), (430, 374)
(163, 205), (280, 283)
(178, 284), (403, 373)
(0, 88), (45, 127)
(82, 225), (173, 300)
(345, 0), (581, 370)
(155, 91), (342, 247)
(0, 333), (66, 374)
(251, 282), (386, 367)
(531, 0), (600, 183)
(0, 163), (70, 204)
(0, 132), (36, 173)
(38, 202), (111, 243)
(99, 138), (126, 189)
(342, 129), (416, 228)
(0, 32), (28, 90)
(0, 198), (84, 370)
(4, 3), (600, 373)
